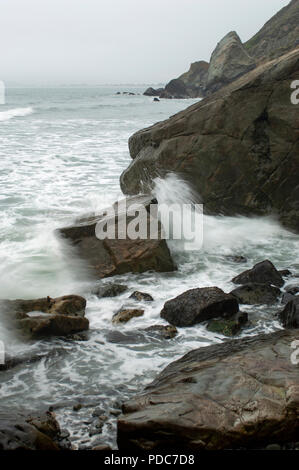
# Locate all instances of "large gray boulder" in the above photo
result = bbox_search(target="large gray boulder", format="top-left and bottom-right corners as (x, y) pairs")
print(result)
(120, 48), (299, 233)
(117, 330), (299, 450)
(206, 31), (256, 93)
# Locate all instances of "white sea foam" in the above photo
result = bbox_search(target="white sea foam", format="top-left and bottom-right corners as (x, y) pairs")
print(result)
(0, 107), (34, 122)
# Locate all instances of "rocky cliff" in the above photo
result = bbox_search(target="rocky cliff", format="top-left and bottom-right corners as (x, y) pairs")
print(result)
(245, 0), (299, 61)
(121, 48), (299, 232)
(144, 0), (299, 99)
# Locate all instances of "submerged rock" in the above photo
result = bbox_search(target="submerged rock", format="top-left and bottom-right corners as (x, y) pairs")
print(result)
(207, 311), (248, 337)
(232, 260), (284, 287)
(0, 295), (88, 339)
(117, 330), (299, 450)
(144, 325), (178, 340)
(279, 298), (299, 328)
(92, 283), (128, 298)
(59, 195), (176, 279)
(129, 291), (154, 302)
(160, 287), (239, 327)
(230, 283), (281, 305)
(112, 308), (144, 324)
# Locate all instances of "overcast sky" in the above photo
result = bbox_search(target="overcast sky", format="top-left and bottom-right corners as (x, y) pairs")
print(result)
(0, 0), (290, 85)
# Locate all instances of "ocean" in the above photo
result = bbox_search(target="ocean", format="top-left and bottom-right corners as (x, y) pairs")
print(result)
(0, 86), (298, 448)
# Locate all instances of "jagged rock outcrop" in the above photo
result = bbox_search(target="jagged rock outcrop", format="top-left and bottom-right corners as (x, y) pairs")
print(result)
(59, 195), (176, 279)
(121, 48), (299, 233)
(117, 329), (299, 450)
(245, 0), (299, 62)
(206, 31), (256, 93)
(178, 60), (209, 96)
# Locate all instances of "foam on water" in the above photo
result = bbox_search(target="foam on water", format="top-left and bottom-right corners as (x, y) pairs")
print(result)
(0, 107), (34, 122)
(0, 87), (298, 448)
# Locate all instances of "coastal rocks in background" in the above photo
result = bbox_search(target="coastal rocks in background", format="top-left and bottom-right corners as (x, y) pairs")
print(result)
(129, 291), (154, 302)
(121, 48), (299, 233)
(160, 79), (190, 99)
(177, 60), (209, 97)
(279, 298), (299, 328)
(160, 287), (239, 327)
(232, 260), (284, 287)
(59, 195), (176, 279)
(0, 295), (89, 339)
(206, 31), (256, 93)
(143, 87), (164, 97)
(112, 308), (144, 324)
(92, 283), (128, 298)
(230, 283), (281, 305)
(207, 311), (248, 337)
(0, 411), (68, 450)
(117, 330), (299, 450)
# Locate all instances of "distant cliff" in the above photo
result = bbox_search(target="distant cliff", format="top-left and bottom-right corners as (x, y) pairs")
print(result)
(144, 0), (299, 99)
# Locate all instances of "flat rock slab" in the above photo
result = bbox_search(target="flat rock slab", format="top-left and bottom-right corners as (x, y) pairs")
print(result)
(117, 330), (299, 450)
(59, 195), (176, 279)
(160, 287), (239, 327)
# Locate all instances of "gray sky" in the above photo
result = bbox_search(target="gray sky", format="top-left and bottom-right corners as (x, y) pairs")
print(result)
(0, 0), (290, 85)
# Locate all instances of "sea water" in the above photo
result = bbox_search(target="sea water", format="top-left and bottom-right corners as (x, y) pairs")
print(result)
(0, 86), (298, 448)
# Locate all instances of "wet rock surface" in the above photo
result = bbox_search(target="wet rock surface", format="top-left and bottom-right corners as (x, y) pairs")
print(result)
(129, 291), (154, 302)
(59, 195), (176, 278)
(117, 330), (299, 450)
(279, 297), (299, 328)
(232, 260), (284, 287)
(112, 308), (144, 324)
(160, 287), (239, 327)
(230, 283), (281, 305)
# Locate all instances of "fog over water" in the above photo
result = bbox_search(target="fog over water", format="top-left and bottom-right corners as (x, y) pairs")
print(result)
(0, 0), (289, 85)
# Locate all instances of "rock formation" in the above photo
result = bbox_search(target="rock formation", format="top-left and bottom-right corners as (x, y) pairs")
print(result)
(117, 329), (299, 450)
(121, 48), (299, 233)
(59, 195), (176, 278)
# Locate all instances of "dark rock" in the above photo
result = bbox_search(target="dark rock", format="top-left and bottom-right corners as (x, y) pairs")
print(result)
(282, 292), (297, 304)
(285, 285), (299, 295)
(120, 49), (299, 234)
(92, 444), (112, 451)
(153, 97), (160, 102)
(117, 330), (299, 450)
(279, 298), (299, 328)
(0, 411), (65, 450)
(92, 283), (128, 298)
(230, 283), (281, 305)
(160, 287), (239, 327)
(129, 291), (154, 302)
(143, 87), (163, 97)
(225, 255), (247, 263)
(279, 269), (293, 277)
(207, 311), (248, 337)
(59, 195), (176, 279)
(164, 79), (189, 99)
(144, 325), (178, 339)
(73, 404), (82, 412)
(105, 330), (146, 344)
(112, 308), (144, 324)
(206, 31), (256, 93)
(232, 260), (284, 287)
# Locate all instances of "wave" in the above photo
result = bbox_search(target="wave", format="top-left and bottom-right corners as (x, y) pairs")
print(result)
(0, 107), (34, 122)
